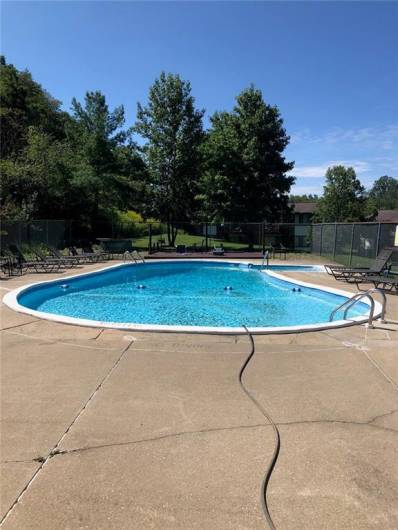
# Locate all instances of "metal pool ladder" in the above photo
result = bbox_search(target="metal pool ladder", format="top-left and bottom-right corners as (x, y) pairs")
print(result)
(123, 250), (146, 263)
(329, 288), (387, 328)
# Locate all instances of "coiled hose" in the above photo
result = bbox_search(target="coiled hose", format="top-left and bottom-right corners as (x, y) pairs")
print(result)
(239, 326), (281, 530)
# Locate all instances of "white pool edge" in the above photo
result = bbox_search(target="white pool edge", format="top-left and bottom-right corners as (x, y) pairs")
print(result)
(2, 260), (382, 335)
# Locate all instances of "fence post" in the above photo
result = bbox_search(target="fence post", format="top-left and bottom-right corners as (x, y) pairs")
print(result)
(319, 224), (323, 256)
(262, 222), (266, 254)
(148, 223), (152, 253)
(46, 219), (49, 245)
(348, 223), (355, 266)
(205, 223), (208, 251)
(332, 223), (337, 259)
(376, 223), (381, 256)
(258, 223), (261, 251)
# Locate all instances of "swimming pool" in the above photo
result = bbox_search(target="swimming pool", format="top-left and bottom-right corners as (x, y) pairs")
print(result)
(4, 261), (378, 333)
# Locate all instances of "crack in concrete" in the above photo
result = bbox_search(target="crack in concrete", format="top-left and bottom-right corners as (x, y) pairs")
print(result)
(0, 319), (39, 332)
(22, 415), (398, 463)
(93, 328), (104, 340)
(131, 345), (351, 355)
(3, 329), (120, 351)
(3, 410), (397, 467)
(0, 339), (134, 527)
(320, 328), (398, 393)
(367, 408), (398, 425)
(277, 417), (398, 434)
(1, 458), (38, 464)
(361, 348), (398, 393)
(52, 423), (270, 457)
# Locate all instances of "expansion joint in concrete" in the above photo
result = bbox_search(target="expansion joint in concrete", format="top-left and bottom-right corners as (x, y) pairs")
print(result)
(0, 340), (134, 527)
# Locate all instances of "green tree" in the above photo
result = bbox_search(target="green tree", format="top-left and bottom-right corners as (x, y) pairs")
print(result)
(70, 91), (145, 223)
(0, 157), (38, 220)
(0, 58), (146, 227)
(0, 57), (76, 220)
(367, 176), (398, 211)
(135, 72), (204, 245)
(0, 56), (67, 159)
(289, 194), (319, 203)
(198, 85), (294, 222)
(314, 166), (366, 222)
(0, 127), (83, 220)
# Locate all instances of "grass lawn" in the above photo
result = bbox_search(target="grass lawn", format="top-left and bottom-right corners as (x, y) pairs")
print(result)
(328, 253), (375, 267)
(133, 232), (263, 251)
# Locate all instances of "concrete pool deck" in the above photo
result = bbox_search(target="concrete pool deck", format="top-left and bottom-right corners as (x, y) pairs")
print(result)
(1, 259), (398, 529)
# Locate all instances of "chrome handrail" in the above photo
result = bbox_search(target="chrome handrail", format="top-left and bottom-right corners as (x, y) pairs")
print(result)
(329, 288), (387, 328)
(362, 288), (387, 322)
(262, 250), (270, 268)
(123, 250), (146, 263)
(132, 250), (146, 263)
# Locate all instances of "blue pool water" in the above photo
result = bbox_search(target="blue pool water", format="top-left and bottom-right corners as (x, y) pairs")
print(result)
(17, 261), (368, 329)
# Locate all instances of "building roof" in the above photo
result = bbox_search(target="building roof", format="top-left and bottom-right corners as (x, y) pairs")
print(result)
(376, 209), (398, 222)
(291, 202), (318, 214)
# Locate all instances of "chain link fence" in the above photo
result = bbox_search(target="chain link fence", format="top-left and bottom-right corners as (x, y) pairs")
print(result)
(312, 222), (398, 267)
(0, 220), (73, 251)
(2, 219), (396, 264)
(1, 219), (313, 254)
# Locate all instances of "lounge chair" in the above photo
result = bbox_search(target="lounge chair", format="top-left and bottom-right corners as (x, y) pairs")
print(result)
(31, 246), (77, 269)
(356, 273), (398, 293)
(274, 244), (288, 260)
(69, 246), (101, 263)
(0, 256), (9, 277)
(82, 244), (112, 261)
(8, 245), (62, 273)
(68, 246), (88, 262)
(44, 244), (83, 266)
(213, 245), (224, 256)
(324, 247), (394, 282)
(1, 251), (22, 276)
(1, 255), (13, 277)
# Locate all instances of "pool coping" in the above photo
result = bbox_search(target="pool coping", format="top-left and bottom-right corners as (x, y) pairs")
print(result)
(2, 260), (382, 335)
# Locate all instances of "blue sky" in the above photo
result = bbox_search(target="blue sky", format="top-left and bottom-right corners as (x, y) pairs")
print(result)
(2, 1), (397, 195)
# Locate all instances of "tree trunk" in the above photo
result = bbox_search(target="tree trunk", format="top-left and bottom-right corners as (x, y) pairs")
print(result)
(170, 224), (178, 246)
(166, 213), (172, 246)
(166, 220), (178, 247)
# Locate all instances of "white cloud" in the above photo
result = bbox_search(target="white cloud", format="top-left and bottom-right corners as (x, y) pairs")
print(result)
(290, 184), (323, 195)
(290, 125), (398, 151)
(291, 160), (370, 178)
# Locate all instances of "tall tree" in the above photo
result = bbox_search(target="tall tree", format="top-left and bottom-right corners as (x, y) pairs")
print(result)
(198, 85), (294, 222)
(367, 176), (398, 211)
(314, 166), (366, 222)
(135, 72), (204, 245)
(0, 58), (145, 224)
(70, 91), (144, 222)
(0, 57), (72, 219)
(1, 127), (75, 219)
(0, 56), (67, 159)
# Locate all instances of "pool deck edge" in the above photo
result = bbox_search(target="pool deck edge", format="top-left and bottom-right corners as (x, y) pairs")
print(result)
(2, 260), (381, 335)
